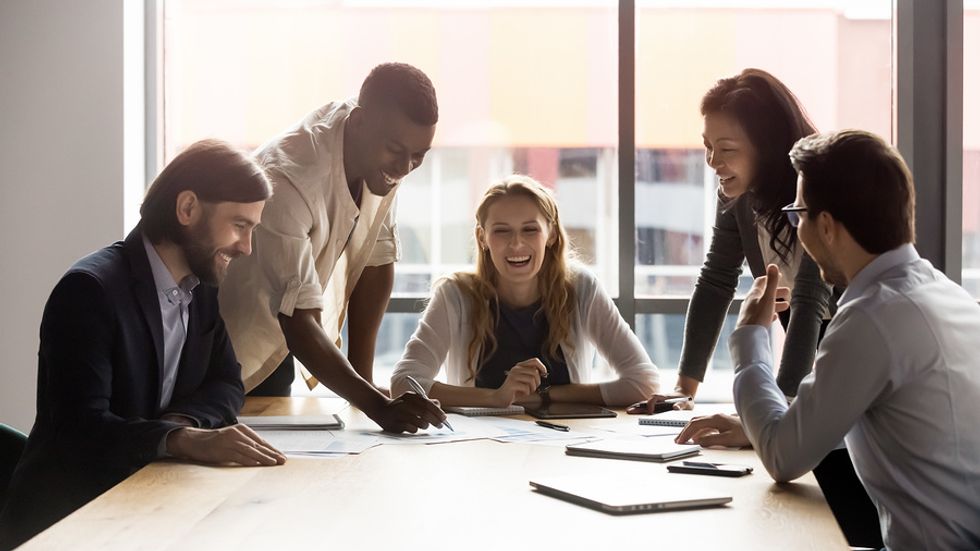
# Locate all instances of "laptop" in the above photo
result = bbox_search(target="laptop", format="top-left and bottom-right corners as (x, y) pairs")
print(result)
(529, 476), (732, 515)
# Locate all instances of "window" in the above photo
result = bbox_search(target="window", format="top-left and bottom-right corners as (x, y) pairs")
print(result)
(161, 0), (618, 389)
(963, 2), (980, 296)
(634, 1), (892, 395)
(158, 1), (952, 399)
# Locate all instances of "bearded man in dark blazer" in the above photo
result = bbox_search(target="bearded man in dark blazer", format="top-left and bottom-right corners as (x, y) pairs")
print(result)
(0, 140), (286, 549)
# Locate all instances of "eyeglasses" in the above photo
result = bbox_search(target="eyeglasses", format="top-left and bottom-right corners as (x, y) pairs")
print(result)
(781, 203), (808, 228)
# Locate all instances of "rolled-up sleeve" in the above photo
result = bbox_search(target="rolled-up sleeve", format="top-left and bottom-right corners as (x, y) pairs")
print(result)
(254, 174), (324, 317)
(366, 197), (400, 267)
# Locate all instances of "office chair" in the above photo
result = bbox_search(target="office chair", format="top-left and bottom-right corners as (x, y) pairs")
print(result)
(0, 423), (27, 511)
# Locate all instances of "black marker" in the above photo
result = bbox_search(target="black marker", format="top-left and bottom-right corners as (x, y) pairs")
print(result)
(535, 420), (570, 432)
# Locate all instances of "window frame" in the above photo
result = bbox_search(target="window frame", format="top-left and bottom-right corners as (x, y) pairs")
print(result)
(144, 0), (966, 333)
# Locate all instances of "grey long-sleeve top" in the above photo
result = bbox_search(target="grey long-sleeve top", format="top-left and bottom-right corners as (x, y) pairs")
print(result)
(678, 194), (835, 395)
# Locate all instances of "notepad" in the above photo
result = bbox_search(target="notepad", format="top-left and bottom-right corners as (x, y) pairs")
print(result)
(565, 439), (701, 462)
(638, 403), (737, 427)
(444, 405), (525, 417)
(238, 414), (345, 430)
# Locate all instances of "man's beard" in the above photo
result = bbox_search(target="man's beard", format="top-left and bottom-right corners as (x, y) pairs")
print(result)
(178, 218), (224, 286)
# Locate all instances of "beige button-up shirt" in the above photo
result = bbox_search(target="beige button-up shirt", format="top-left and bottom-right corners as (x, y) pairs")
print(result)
(219, 100), (400, 391)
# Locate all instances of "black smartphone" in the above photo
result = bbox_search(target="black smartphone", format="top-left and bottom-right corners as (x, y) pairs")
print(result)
(667, 461), (753, 477)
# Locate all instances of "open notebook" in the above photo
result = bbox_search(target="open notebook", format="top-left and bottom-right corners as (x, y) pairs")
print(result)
(638, 403), (737, 427)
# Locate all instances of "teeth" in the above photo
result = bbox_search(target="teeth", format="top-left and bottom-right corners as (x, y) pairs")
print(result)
(507, 256), (530, 263)
(382, 172), (398, 185)
(719, 176), (734, 183)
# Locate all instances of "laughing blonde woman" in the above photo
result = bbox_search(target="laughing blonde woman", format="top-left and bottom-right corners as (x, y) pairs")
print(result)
(391, 175), (658, 408)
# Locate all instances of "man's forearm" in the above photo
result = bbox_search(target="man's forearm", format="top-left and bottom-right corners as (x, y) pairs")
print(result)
(730, 325), (809, 482)
(279, 309), (388, 415)
(347, 263), (395, 384)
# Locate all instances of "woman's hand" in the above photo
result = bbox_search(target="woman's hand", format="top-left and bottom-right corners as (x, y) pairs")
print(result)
(492, 358), (547, 407)
(626, 392), (694, 414)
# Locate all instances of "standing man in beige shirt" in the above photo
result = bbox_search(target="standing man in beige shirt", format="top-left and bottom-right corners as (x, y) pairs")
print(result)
(219, 63), (446, 433)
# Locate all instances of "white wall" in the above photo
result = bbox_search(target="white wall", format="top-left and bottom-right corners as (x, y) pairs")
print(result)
(0, 1), (142, 431)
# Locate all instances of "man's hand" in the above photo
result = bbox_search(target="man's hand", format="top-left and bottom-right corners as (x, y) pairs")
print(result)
(166, 424), (287, 466)
(626, 392), (693, 415)
(493, 358), (547, 407)
(736, 264), (790, 329)
(674, 414), (751, 448)
(373, 392), (447, 434)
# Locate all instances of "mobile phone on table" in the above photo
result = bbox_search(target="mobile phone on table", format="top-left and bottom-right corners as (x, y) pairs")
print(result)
(667, 461), (753, 477)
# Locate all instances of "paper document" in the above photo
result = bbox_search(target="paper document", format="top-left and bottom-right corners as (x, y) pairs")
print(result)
(256, 430), (380, 455)
(365, 414), (500, 445)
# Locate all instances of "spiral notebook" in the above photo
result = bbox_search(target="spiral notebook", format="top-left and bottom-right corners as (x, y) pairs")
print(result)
(638, 403), (736, 428)
(444, 405), (525, 417)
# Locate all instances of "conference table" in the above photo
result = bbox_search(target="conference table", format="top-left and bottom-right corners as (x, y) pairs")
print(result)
(20, 397), (849, 550)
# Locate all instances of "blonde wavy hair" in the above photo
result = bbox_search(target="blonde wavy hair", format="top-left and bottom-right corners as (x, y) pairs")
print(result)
(447, 175), (577, 382)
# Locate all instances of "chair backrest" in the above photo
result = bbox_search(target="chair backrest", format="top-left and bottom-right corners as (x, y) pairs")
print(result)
(0, 423), (28, 510)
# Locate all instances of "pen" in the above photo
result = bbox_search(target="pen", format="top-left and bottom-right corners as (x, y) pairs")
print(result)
(404, 375), (454, 432)
(663, 396), (692, 405)
(535, 420), (569, 432)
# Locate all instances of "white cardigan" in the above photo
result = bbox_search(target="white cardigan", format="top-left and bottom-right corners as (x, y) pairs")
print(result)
(391, 268), (660, 406)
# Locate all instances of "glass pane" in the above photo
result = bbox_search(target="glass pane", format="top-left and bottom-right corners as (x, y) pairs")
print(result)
(635, 314), (739, 402)
(635, 1), (893, 297)
(962, 2), (980, 296)
(162, 1), (619, 299)
(293, 312), (423, 396)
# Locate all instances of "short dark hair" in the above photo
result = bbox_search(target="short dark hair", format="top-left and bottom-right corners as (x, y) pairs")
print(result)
(701, 68), (818, 263)
(140, 139), (272, 244)
(358, 62), (438, 126)
(789, 130), (915, 253)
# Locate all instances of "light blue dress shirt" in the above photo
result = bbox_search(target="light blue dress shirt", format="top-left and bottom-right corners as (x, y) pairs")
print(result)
(730, 244), (980, 550)
(142, 235), (199, 410)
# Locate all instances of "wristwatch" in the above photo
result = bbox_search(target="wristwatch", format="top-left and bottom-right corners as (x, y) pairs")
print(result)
(537, 385), (552, 408)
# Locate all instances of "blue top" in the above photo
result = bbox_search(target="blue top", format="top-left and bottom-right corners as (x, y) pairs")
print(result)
(475, 300), (571, 390)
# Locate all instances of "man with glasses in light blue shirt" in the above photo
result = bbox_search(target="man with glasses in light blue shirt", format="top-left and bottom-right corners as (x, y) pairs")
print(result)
(677, 130), (980, 550)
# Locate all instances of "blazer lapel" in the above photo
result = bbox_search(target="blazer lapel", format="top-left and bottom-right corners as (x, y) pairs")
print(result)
(124, 228), (166, 399)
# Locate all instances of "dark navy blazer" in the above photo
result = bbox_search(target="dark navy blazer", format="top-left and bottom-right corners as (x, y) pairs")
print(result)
(0, 227), (244, 549)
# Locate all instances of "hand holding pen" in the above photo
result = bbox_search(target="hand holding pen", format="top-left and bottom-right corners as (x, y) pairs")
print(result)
(494, 358), (548, 407)
(404, 375), (454, 432)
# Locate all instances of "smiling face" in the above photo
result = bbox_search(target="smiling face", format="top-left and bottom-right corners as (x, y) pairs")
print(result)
(477, 194), (555, 291)
(702, 111), (759, 199)
(181, 200), (264, 286)
(349, 106), (436, 197)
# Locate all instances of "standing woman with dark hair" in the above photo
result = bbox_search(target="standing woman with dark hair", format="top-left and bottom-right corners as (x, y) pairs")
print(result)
(644, 69), (882, 549)
(672, 68), (832, 401)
